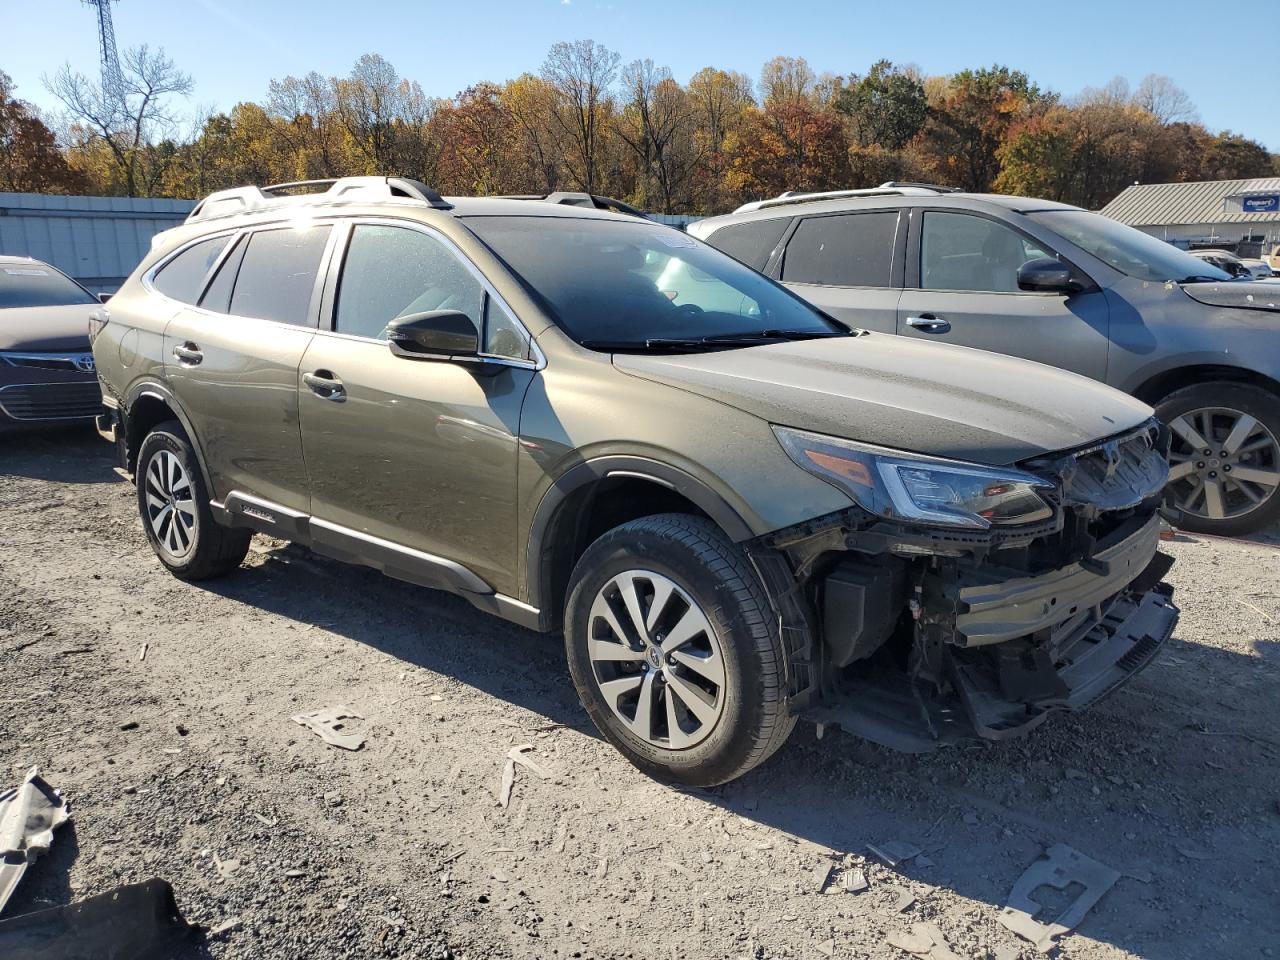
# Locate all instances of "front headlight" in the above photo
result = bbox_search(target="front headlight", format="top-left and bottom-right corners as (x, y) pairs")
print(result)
(774, 426), (1056, 529)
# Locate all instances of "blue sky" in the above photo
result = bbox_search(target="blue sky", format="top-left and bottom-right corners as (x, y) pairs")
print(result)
(5, 0), (1275, 151)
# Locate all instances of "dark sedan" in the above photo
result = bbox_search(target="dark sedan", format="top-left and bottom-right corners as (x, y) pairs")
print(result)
(0, 256), (103, 432)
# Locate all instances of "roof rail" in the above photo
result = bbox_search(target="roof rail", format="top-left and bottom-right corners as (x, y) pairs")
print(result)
(497, 192), (651, 219)
(186, 176), (453, 223)
(732, 181), (961, 214)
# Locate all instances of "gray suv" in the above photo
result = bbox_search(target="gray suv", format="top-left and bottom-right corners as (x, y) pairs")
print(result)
(690, 185), (1280, 536)
(92, 177), (1178, 785)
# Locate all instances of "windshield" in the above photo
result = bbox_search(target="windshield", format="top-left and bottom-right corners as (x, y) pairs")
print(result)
(0, 262), (97, 309)
(1026, 210), (1232, 283)
(464, 216), (843, 348)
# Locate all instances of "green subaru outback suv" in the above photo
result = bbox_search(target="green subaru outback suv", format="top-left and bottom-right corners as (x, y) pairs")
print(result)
(92, 177), (1179, 785)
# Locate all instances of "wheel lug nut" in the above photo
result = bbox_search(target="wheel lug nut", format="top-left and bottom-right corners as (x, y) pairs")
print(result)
(1208, 471), (1217, 478)
(1197, 461), (1205, 468)
(1223, 465), (1231, 472)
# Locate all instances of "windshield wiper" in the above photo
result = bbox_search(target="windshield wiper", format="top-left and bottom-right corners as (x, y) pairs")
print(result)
(1175, 275), (1227, 284)
(580, 329), (852, 353)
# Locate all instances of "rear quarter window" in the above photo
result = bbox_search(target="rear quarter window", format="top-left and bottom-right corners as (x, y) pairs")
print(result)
(701, 219), (790, 271)
(151, 235), (231, 304)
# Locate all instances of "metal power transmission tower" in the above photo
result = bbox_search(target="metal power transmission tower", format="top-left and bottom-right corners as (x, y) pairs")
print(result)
(83, 0), (126, 116)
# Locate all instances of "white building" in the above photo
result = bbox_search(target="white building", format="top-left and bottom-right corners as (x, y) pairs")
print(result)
(1100, 176), (1280, 258)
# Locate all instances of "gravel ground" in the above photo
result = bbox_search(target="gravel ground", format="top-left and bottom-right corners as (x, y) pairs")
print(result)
(1, 429), (1278, 960)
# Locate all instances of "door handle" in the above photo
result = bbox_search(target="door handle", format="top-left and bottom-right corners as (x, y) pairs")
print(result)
(905, 314), (951, 334)
(303, 370), (346, 402)
(172, 342), (203, 365)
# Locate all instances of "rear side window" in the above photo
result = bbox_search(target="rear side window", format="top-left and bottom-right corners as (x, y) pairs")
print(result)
(151, 236), (230, 303)
(781, 212), (898, 287)
(228, 226), (332, 327)
(702, 219), (789, 271)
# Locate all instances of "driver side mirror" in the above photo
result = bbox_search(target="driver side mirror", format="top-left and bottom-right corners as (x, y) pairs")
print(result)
(387, 310), (479, 361)
(1017, 257), (1076, 294)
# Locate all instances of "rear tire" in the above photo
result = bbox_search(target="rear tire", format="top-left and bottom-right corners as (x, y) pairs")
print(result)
(564, 513), (795, 786)
(1156, 383), (1280, 537)
(136, 421), (250, 580)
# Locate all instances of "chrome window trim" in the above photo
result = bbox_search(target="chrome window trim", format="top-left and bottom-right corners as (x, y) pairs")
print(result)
(323, 216), (545, 370)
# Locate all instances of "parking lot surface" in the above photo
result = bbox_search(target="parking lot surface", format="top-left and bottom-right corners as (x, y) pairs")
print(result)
(2, 431), (1278, 960)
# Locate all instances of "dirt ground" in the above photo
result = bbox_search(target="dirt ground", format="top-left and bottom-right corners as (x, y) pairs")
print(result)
(1, 429), (1277, 960)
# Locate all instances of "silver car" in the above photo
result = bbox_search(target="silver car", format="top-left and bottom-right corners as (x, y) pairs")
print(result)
(691, 186), (1280, 536)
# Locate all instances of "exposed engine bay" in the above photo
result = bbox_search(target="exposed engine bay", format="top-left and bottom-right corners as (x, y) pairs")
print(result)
(752, 419), (1180, 751)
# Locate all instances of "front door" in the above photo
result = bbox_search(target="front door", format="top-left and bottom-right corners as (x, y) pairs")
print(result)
(776, 210), (904, 333)
(163, 223), (333, 512)
(297, 221), (536, 595)
(895, 210), (1110, 381)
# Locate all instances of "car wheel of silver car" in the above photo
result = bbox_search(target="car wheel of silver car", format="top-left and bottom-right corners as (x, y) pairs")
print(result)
(564, 513), (795, 786)
(135, 421), (252, 580)
(1157, 383), (1280, 536)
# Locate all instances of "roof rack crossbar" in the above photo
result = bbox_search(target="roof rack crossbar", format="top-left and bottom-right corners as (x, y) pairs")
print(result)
(498, 192), (650, 219)
(186, 176), (453, 223)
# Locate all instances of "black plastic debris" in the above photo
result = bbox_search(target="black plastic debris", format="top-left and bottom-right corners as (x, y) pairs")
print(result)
(0, 878), (199, 960)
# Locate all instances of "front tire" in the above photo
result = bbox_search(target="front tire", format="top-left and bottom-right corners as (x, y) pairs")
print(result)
(564, 514), (795, 786)
(1157, 382), (1280, 536)
(136, 421), (251, 580)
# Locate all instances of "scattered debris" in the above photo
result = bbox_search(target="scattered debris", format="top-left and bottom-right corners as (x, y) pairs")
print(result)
(498, 759), (516, 808)
(997, 844), (1121, 953)
(839, 867), (869, 893)
(119, 721), (139, 731)
(0, 769), (70, 916)
(883, 884), (916, 913)
(596, 857), (608, 879)
(292, 705), (366, 751)
(886, 923), (961, 960)
(507, 743), (550, 779)
(816, 938), (835, 957)
(210, 916), (243, 937)
(869, 840), (922, 867)
(0, 878), (197, 959)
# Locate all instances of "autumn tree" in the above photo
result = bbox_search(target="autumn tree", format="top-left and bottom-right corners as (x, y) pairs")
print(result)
(917, 65), (1048, 191)
(615, 60), (702, 212)
(759, 56), (815, 105)
(725, 98), (848, 199)
(541, 40), (620, 193)
(686, 66), (753, 210)
(0, 70), (84, 193)
(46, 45), (193, 197)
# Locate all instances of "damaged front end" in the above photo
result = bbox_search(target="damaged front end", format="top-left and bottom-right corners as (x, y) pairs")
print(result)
(756, 419), (1180, 752)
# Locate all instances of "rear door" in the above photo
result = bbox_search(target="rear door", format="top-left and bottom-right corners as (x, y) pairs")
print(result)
(297, 220), (536, 595)
(895, 209), (1110, 380)
(161, 223), (334, 512)
(775, 210), (904, 332)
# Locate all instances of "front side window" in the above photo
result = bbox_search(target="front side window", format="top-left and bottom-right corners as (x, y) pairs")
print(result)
(781, 212), (898, 287)
(228, 225), (332, 327)
(920, 212), (1053, 293)
(465, 216), (840, 347)
(0, 263), (96, 308)
(333, 224), (529, 359)
(151, 235), (231, 304)
(1026, 209), (1231, 283)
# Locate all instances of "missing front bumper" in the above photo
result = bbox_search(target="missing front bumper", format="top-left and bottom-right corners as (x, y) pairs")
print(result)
(805, 559), (1179, 753)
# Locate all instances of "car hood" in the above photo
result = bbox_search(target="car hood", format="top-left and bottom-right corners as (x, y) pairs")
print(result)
(613, 334), (1154, 466)
(0, 304), (96, 351)
(1180, 281), (1280, 312)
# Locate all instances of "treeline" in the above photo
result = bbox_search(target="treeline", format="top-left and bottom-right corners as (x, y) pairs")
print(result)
(3, 42), (1277, 213)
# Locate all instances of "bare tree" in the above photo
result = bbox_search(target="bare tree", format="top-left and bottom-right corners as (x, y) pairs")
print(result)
(1134, 74), (1198, 124)
(541, 39), (620, 192)
(45, 45), (192, 197)
(759, 56), (815, 104)
(617, 59), (701, 212)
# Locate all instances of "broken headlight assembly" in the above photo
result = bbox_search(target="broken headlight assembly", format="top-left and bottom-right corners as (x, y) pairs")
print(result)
(774, 426), (1057, 529)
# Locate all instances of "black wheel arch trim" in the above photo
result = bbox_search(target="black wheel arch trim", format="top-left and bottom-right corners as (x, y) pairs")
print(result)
(122, 379), (216, 497)
(524, 455), (755, 615)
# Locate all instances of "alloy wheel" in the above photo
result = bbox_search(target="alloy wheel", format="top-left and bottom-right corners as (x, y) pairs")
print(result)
(144, 449), (198, 559)
(1167, 407), (1280, 522)
(587, 570), (727, 750)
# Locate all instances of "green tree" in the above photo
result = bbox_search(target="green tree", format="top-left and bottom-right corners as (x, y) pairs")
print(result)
(835, 60), (927, 150)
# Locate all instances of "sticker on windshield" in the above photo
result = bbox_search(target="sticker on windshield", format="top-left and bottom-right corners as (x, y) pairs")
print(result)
(654, 233), (696, 249)
(3, 268), (50, 276)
